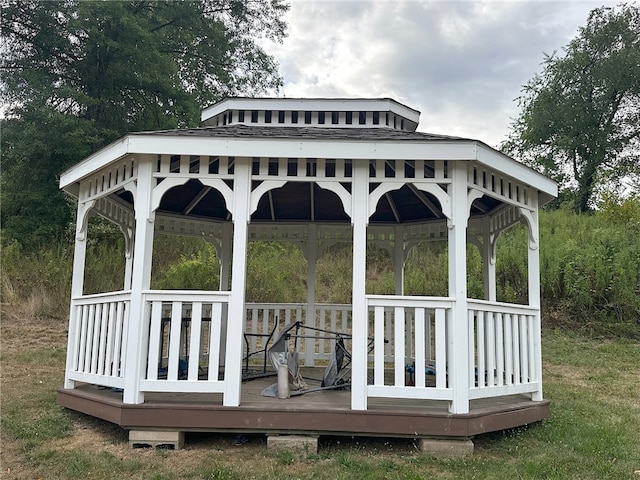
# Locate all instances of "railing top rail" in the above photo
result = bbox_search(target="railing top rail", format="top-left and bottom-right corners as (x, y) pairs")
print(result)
(467, 298), (538, 314)
(366, 295), (454, 309)
(245, 302), (354, 310)
(245, 302), (308, 309)
(313, 303), (353, 310)
(142, 290), (231, 302)
(72, 290), (131, 303)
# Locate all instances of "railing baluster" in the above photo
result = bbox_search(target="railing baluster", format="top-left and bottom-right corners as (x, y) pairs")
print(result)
(113, 301), (126, 378)
(319, 308), (326, 355)
(520, 314), (529, 383)
(476, 310), (485, 388)
(72, 305), (83, 372)
(435, 308), (447, 389)
(496, 312), (504, 386)
(96, 302), (111, 375)
(251, 308), (258, 353)
(486, 311), (495, 387)
(262, 308), (269, 339)
(414, 308), (426, 388)
(385, 309), (393, 359)
(394, 306), (405, 386)
(404, 309), (414, 362)
(528, 315), (536, 383)
(468, 309), (475, 388)
(188, 302), (203, 381)
(209, 302), (222, 381)
(425, 310), (432, 361)
(147, 301), (163, 380)
(167, 302), (182, 380)
(82, 304), (95, 373)
(374, 306), (385, 386)
(512, 314), (521, 383)
(104, 302), (116, 376)
(330, 309), (337, 339)
(504, 313), (513, 385)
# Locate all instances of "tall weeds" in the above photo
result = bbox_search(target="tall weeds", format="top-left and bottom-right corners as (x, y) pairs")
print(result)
(3, 200), (639, 337)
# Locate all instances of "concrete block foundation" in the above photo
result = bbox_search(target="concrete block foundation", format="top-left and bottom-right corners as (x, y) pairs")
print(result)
(418, 438), (474, 457)
(129, 430), (185, 450)
(267, 435), (318, 455)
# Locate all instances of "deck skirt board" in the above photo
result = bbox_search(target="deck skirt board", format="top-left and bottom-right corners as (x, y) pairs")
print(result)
(57, 377), (549, 438)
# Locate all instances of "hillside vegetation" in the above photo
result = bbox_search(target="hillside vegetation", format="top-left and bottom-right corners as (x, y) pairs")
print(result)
(2, 197), (639, 338)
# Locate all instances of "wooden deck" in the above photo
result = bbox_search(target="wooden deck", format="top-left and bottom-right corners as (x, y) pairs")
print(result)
(57, 368), (550, 440)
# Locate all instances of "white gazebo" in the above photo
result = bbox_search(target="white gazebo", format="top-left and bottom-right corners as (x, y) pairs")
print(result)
(58, 97), (556, 447)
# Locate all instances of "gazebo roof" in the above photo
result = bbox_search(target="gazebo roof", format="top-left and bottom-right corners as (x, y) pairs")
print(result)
(139, 124), (465, 142)
(59, 97), (558, 223)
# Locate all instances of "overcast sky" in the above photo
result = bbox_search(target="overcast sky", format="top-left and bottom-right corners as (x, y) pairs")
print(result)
(263, 0), (618, 148)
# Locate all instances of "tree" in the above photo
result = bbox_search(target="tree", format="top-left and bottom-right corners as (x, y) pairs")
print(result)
(1, 0), (288, 248)
(504, 4), (640, 212)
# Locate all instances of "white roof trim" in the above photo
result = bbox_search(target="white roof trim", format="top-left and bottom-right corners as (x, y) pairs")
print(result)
(475, 143), (558, 201)
(60, 136), (131, 190)
(60, 133), (557, 204)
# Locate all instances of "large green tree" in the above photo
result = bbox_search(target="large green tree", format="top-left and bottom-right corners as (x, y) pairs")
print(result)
(1, 0), (288, 248)
(504, 4), (640, 212)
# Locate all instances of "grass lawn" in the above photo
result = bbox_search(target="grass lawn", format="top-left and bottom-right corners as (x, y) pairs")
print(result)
(1, 316), (639, 480)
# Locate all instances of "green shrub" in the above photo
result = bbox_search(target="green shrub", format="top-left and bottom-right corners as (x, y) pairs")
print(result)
(1, 239), (72, 319)
(155, 241), (220, 291)
(537, 206), (640, 335)
(246, 241), (307, 303)
(404, 241), (448, 297)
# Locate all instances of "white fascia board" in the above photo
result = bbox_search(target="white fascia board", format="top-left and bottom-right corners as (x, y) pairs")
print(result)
(387, 100), (421, 124)
(126, 134), (477, 162)
(59, 136), (130, 190)
(62, 133), (554, 200)
(201, 98), (420, 124)
(59, 133), (476, 192)
(475, 143), (558, 201)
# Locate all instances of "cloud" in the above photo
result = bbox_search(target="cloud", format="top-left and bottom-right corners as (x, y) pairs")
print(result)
(264, 0), (614, 147)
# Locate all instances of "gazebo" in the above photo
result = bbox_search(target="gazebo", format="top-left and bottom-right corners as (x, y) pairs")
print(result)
(57, 97), (556, 451)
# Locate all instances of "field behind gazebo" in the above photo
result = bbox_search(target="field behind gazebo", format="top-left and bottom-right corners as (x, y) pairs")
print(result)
(2, 205), (640, 479)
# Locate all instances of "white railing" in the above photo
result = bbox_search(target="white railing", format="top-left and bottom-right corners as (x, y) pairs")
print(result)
(305, 303), (352, 365)
(140, 291), (230, 394)
(366, 296), (454, 401)
(68, 291), (130, 389)
(244, 303), (306, 366)
(243, 303), (353, 367)
(468, 300), (541, 399)
(66, 292), (542, 405)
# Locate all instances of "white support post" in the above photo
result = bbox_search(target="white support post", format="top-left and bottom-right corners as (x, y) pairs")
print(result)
(223, 157), (251, 406)
(448, 162), (470, 414)
(64, 198), (92, 389)
(524, 196), (543, 401)
(394, 225), (405, 295)
(304, 224), (318, 366)
(351, 161), (368, 410)
(123, 158), (155, 404)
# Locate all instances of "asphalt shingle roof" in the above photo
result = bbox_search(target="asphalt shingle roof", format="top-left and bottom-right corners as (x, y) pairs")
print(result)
(136, 124), (470, 142)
